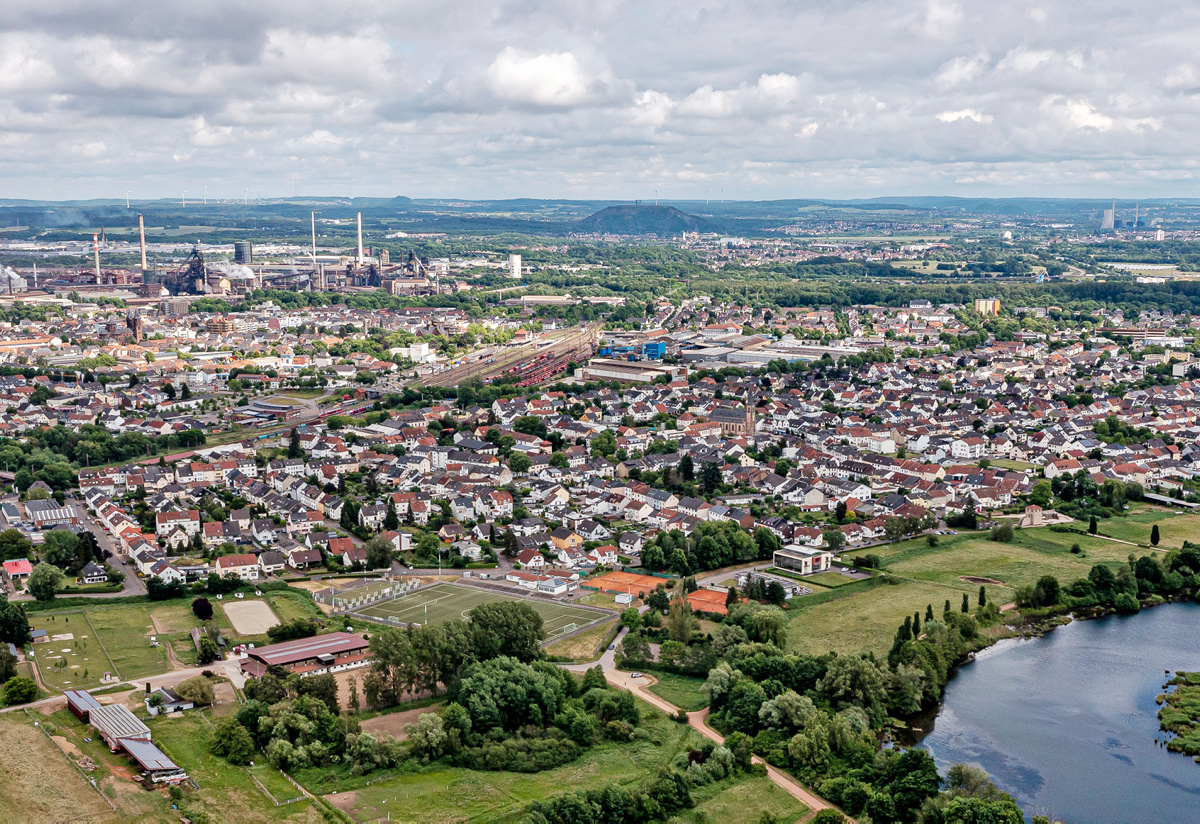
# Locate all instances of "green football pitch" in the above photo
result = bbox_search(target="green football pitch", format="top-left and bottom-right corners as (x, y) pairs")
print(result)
(354, 582), (606, 637)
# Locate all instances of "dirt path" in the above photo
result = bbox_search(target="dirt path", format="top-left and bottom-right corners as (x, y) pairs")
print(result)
(599, 669), (837, 821)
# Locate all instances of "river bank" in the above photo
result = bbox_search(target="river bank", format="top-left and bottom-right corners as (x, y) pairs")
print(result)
(917, 600), (1200, 822)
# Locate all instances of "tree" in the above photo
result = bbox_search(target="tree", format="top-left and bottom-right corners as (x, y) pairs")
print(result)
(209, 717), (256, 765)
(192, 597), (214, 621)
(176, 675), (215, 705)
(40, 529), (79, 569)
(365, 535), (394, 570)
(725, 585), (739, 608)
(701, 461), (721, 494)
(163, 382), (176, 400)
(812, 812), (847, 824)
(181, 383), (192, 400)
(619, 607), (642, 631)
(457, 656), (561, 732)
(197, 635), (219, 665)
(961, 593), (970, 613)
(0, 647), (16, 682)
(765, 581), (786, 605)
(27, 563), (62, 602)
(978, 586), (987, 608)
(666, 592), (698, 642)
(549, 452), (570, 469)
(989, 522), (1014, 543)
(823, 529), (847, 554)
(468, 601), (544, 662)
(0, 529), (33, 562)
(508, 453), (532, 474)
(679, 454), (694, 481)
(1088, 515), (1098, 535)
(288, 428), (303, 459)
(1028, 481), (1052, 508)
(3, 675), (37, 705)
(1151, 524), (1160, 546)
(384, 506), (400, 531)
(0, 597), (30, 645)
(146, 576), (185, 600)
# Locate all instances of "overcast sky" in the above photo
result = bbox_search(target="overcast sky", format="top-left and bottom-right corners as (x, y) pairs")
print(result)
(2, 0), (1197, 201)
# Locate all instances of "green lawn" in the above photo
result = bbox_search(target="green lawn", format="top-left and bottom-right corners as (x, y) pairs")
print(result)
(28, 612), (118, 691)
(266, 590), (325, 623)
(543, 619), (617, 662)
(316, 704), (707, 822)
(804, 570), (859, 588)
(647, 671), (710, 712)
(671, 775), (806, 824)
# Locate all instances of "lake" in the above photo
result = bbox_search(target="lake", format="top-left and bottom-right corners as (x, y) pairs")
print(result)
(919, 601), (1200, 823)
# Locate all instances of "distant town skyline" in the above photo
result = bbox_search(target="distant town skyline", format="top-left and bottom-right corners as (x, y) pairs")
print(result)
(2, 0), (1198, 200)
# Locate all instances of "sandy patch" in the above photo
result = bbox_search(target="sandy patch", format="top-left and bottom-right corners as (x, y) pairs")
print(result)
(960, 576), (1004, 585)
(325, 790), (357, 812)
(50, 735), (81, 757)
(50, 633), (74, 642)
(358, 706), (440, 740)
(222, 600), (280, 635)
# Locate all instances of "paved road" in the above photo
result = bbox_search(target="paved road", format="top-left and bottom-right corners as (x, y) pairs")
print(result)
(1, 656), (247, 715)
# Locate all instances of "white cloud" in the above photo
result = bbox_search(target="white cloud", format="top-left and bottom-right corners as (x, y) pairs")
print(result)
(486, 48), (593, 107)
(936, 109), (992, 123)
(935, 53), (989, 88)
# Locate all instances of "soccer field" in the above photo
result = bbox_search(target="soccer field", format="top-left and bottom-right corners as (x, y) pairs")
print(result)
(354, 583), (606, 637)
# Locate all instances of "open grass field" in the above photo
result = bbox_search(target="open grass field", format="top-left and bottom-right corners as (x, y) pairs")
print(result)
(355, 582), (606, 638)
(28, 612), (118, 691)
(0, 713), (117, 823)
(884, 531), (1136, 594)
(543, 618), (618, 661)
(84, 605), (174, 681)
(267, 590), (325, 623)
(787, 578), (974, 659)
(671, 774), (806, 824)
(646, 671), (710, 712)
(150, 712), (323, 823)
(1097, 511), (1200, 549)
(321, 704), (743, 822)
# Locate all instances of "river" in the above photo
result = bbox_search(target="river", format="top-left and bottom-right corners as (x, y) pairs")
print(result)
(919, 601), (1200, 823)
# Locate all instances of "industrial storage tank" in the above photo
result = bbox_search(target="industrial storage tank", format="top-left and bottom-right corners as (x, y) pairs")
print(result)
(233, 241), (254, 264)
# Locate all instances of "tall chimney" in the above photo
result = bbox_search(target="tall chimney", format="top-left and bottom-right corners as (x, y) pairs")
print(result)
(138, 214), (148, 272)
(311, 210), (317, 265)
(357, 212), (364, 265)
(93, 233), (101, 283)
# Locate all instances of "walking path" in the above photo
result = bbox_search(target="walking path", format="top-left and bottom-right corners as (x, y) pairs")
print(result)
(560, 630), (839, 821)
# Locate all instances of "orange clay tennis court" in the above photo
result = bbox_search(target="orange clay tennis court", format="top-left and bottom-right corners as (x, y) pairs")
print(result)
(687, 588), (729, 615)
(589, 570), (670, 595)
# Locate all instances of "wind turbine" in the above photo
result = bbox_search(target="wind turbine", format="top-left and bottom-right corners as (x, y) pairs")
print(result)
(125, 190), (131, 209)
(202, 186), (207, 206)
(181, 190), (187, 207)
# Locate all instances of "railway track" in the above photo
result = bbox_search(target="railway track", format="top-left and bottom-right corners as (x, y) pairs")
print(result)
(420, 324), (599, 388)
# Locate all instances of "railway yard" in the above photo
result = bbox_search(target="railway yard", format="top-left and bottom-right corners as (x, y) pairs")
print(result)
(418, 322), (600, 388)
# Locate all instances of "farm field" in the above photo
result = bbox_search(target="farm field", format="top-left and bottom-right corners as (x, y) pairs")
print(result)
(805, 570), (859, 588)
(646, 671), (709, 712)
(0, 714), (119, 823)
(354, 582), (606, 638)
(321, 705), (774, 823)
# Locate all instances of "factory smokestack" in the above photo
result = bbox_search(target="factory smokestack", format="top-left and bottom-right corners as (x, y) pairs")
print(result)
(93, 233), (101, 284)
(357, 212), (364, 265)
(138, 214), (148, 272)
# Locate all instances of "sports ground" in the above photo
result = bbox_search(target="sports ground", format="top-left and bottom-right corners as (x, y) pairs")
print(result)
(353, 582), (607, 638)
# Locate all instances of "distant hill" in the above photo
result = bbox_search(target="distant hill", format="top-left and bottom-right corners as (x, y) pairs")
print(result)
(576, 205), (723, 236)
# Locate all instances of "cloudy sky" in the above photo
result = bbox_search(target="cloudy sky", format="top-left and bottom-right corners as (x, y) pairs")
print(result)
(1, 0), (1197, 200)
